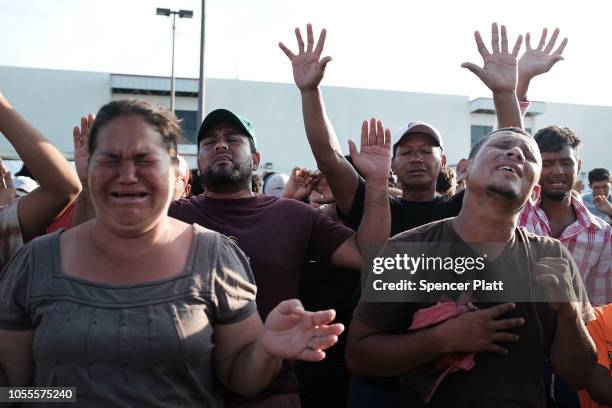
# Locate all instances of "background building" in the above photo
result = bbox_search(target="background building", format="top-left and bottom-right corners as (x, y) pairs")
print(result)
(0, 65), (610, 184)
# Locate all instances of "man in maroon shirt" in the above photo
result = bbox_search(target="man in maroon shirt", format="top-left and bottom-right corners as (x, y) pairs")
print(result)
(169, 108), (391, 406)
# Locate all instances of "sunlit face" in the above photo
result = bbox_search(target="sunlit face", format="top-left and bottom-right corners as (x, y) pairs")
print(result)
(393, 133), (446, 191)
(590, 179), (611, 197)
(539, 145), (580, 202)
(197, 123), (260, 194)
(88, 115), (174, 236)
(467, 131), (541, 206)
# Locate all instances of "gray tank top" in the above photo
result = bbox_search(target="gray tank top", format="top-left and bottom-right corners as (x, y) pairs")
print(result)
(0, 224), (257, 407)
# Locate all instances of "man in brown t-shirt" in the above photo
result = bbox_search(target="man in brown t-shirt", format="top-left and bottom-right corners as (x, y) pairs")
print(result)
(346, 127), (596, 407)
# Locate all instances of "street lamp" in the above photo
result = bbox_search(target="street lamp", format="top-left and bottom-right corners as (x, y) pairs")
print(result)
(156, 7), (193, 113)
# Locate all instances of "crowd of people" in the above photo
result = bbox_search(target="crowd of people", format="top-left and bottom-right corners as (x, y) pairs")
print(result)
(0, 21), (610, 408)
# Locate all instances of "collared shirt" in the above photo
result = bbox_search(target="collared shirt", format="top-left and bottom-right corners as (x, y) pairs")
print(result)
(582, 192), (612, 223)
(0, 199), (23, 269)
(519, 195), (612, 306)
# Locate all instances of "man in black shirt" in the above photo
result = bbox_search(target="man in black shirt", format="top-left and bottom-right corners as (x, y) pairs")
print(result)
(280, 23), (463, 406)
(280, 24), (462, 237)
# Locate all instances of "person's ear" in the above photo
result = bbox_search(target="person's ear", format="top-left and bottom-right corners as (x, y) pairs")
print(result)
(464, 158), (474, 181)
(531, 184), (541, 201)
(456, 159), (468, 174)
(577, 158), (583, 173)
(252, 151), (261, 171)
(184, 183), (192, 198)
(440, 153), (447, 169)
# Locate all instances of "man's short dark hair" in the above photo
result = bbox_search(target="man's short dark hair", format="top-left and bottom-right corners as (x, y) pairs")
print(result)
(588, 168), (610, 184)
(533, 125), (581, 154)
(468, 127), (532, 160)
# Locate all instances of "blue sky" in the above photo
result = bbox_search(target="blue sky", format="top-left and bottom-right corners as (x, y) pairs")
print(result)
(2, 0), (611, 105)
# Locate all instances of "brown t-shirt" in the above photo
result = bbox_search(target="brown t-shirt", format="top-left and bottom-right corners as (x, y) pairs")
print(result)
(0, 224), (256, 407)
(354, 219), (594, 408)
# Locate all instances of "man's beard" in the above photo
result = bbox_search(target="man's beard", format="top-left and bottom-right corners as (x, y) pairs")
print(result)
(542, 189), (569, 202)
(485, 183), (519, 200)
(201, 158), (252, 194)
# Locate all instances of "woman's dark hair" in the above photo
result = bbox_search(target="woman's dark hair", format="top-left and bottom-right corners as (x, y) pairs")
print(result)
(88, 99), (184, 161)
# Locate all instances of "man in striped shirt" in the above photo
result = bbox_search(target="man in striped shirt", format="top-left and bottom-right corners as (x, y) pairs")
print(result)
(519, 126), (612, 306)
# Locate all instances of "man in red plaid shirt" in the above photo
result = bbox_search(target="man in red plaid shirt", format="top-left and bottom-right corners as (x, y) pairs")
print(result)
(519, 126), (612, 306)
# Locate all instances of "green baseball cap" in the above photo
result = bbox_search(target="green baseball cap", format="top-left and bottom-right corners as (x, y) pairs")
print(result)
(197, 109), (257, 148)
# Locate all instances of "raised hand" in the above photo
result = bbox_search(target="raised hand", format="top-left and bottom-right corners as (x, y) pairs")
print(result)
(0, 163), (16, 205)
(73, 113), (95, 185)
(594, 195), (612, 216)
(519, 28), (567, 80)
(310, 172), (335, 204)
(279, 24), (332, 91)
(282, 167), (315, 201)
(462, 23), (523, 94)
(260, 299), (344, 361)
(348, 118), (392, 181)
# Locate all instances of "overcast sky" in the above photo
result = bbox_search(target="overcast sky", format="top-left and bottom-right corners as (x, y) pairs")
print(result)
(2, 0), (612, 106)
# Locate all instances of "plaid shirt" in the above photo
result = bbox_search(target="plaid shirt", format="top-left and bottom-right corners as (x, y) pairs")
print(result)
(0, 199), (23, 270)
(519, 195), (612, 306)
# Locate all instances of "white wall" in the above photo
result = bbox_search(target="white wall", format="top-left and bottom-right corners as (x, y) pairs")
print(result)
(116, 80), (472, 172)
(0, 66), (609, 176)
(532, 103), (611, 173)
(112, 93), (196, 111)
(0, 65), (110, 155)
(471, 103), (612, 175)
(205, 79), (471, 172)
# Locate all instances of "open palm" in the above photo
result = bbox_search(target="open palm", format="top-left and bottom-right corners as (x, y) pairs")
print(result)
(279, 24), (332, 90)
(479, 53), (519, 93)
(261, 299), (344, 361)
(519, 28), (567, 78)
(349, 118), (391, 180)
(73, 113), (95, 185)
(462, 23), (523, 94)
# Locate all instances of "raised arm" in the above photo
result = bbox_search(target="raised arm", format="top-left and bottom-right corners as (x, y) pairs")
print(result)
(517, 28), (568, 102)
(279, 24), (360, 215)
(462, 23), (523, 129)
(330, 119), (391, 269)
(70, 114), (97, 227)
(0, 92), (81, 241)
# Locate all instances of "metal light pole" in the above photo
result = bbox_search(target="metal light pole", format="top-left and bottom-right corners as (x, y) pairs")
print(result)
(156, 8), (193, 113)
(197, 0), (206, 126)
